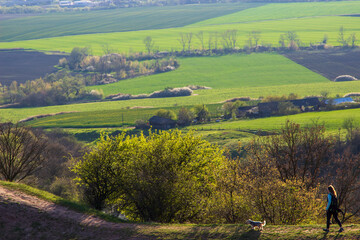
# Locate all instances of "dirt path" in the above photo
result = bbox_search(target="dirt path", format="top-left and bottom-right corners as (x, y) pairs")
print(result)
(0, 186), (135, 229)
(0, 186), (155, 240)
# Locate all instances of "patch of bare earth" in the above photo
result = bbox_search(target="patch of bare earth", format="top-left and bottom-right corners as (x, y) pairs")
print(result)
(0, 186), (154, 240)
(283, 49), (360, 81)
(0, 50), (65, 85)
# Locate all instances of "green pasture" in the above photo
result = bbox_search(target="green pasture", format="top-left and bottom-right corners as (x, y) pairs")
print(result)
(24, 103), (225, 128)
(2, 79), (360, 123)
(0, 3), (259, 42)
(193, 1), (360, 26)
(1, 16), (359, 55)
(89, 53), (328, 95)
(188, 108), (360, 134)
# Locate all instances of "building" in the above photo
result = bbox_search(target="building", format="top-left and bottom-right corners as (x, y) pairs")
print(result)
(149, 116), (176, 130)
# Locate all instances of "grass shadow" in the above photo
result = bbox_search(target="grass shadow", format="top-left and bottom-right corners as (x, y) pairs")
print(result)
(236, 229), (262, 240)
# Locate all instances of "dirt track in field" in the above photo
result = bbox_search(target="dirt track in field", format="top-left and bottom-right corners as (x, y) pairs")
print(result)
(284, 49), (360, 81)
(0, 50), (65, 86)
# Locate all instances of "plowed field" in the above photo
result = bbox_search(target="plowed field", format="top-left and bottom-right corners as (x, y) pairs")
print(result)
(0, 50), (65, 85)
(284, 49), (360, 81)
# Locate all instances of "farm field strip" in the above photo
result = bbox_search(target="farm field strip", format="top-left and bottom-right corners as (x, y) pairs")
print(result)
(25, 104), (223, 128)
(2, 79), (360, 124)
(187, 108), (360, 133)
(1, 16), (360, 55)
(193, 1), (360, 26)
(0, 3), (260, 42)
(89, 54), (329, 95)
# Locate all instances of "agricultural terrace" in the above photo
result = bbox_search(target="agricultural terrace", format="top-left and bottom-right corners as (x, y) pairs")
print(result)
(1, 16), (360, 54)
(0, 3), (260, 42)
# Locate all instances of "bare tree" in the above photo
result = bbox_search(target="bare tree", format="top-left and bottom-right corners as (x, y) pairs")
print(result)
(330, 149), (360, 222)
(185, 32), (193, 52)
(259, 120), (334, 189)
(247, 30), (261, 49)
(178, 33), (187, 52)
(213, 31), (219, 50)
(221, 30), (238, 50)
(338, 26), (349, 47)
(102, 44), (116, 55)
(196, 31), (205, 50)
(0, 123), (47, 182)
(143, 36), (155, 54)
(349, 33), (357, 48)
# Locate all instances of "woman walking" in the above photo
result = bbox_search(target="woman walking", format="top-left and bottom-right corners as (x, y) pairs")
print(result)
(323, 185), (344, 233)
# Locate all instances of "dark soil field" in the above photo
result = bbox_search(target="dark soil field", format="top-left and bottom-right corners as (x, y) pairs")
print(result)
(0, 50), (65, 86)
(284, 49), (360, 81)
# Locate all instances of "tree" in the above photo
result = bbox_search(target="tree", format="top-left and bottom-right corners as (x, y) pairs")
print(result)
(338, 26), (349, 47)
(196, 31), (205, 50)
(186, 32), (193, 52)
(0, 123), (47, 182)
(177, 107), (194, 126)
(247, 31), (261, 49)
(143, 36), (155, 54)
(178, 33), (187, 52)
(251, 120), (334, 189)
(329, 149), (360, 222)
(193, 104), (210, 123)
(155, 109), (176, 120)
(73, 130), (225, 222)
(72, 134), (121, 210)
(349, 33), (357, 48)
(221, 30), (237, 50)
(68, 47), (90, 70)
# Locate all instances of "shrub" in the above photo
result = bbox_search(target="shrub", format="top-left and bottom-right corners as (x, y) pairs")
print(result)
(155, 109), (176, 120)
(72, 130), (225, 222)
(177, 107), (194, 126)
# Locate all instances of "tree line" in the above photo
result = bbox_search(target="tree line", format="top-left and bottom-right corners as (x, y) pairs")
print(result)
(143, 27), (358, 56)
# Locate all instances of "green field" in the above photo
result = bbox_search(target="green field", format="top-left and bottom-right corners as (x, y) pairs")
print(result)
(193, 1), (360, 26)
(0, 3), (260, 42)
(1, 16), (359, 55)
(188, 108), (360, 134)
(2, 81), (360, 124)
(89, 53), (329, 95)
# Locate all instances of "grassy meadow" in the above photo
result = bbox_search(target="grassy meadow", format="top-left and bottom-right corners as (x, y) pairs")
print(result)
(188, 108), (360, 134)
(0, 3), (259, 42)
(89, 53), (329, 95)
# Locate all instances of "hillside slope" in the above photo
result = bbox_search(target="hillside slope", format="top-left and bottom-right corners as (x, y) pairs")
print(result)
(0, 185), (360, 239)
(0, 186), (142, 240)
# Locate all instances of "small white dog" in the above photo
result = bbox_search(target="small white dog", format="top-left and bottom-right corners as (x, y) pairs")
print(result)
(246, 219), (266, 231)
